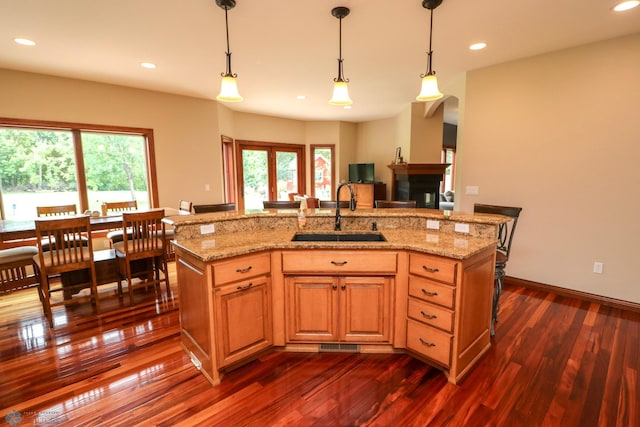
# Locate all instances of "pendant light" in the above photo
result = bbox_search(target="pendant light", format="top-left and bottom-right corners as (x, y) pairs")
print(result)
(329, 6), (353, 106)
(216, 0), (242, 102)
(416, 0), (444, 101)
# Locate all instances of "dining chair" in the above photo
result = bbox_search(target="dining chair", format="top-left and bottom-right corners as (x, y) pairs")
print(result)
(375, 200), (417, 208)
(34, 215), (100, 327)
(113, 210), (169, 306)
(193, 203), (236, 213)
(262, 200), (301, 209)
(0, 246), (40, 295)
(473, 203), (523, 337)
(104, 200), (138, 246)
(318, 200), (350, 208)
(36, 204), (88, 250)
(36, 204), (79, 217)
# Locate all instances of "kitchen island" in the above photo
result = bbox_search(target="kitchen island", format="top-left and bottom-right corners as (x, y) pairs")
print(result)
(165, 208), (507, 386)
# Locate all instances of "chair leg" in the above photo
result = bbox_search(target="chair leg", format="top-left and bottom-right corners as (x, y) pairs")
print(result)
(491, 267), (505, 337)
(39, 278), (53, 328)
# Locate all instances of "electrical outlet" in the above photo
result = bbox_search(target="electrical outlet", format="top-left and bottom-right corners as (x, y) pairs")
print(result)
(465, 185), (479, 195)
(200, 224), (215, 235)
(426, 220), (440, 230)
(593, 262), (604, 274)
(454, 223), (470, 234)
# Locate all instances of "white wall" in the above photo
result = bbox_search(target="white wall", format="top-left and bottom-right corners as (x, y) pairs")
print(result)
(460, 33), (640, 303)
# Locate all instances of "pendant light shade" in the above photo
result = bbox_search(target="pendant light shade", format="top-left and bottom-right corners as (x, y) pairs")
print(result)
(416, 0), (443, 101)
(329, 7), (353, 106)
(216, 0), (242, 102)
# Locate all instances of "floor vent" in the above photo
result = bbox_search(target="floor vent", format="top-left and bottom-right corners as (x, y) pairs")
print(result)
(319, 343), (360, 353)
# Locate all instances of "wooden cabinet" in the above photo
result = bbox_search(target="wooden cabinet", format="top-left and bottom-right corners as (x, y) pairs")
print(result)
(176, 249), (272, 385)
(405, 248), (495, 383)
(283, 250), (396, 344)
(339, 182), (386, 209)
(286, 275), (391, 343)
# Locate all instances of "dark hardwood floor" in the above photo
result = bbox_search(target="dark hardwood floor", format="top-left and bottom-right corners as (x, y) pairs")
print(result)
(0, 264), (638, 426)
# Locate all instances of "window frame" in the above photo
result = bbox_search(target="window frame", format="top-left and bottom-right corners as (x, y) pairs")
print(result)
(310, 144), (335, 200)
(0, 117), (160, 219)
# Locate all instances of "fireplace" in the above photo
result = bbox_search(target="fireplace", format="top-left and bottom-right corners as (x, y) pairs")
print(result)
(387, 163), (449, 209)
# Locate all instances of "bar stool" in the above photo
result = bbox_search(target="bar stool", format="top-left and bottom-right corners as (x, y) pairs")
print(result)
(474, 203), (523, 337)
(375, 200), (417, 208)
(262, 201), (301, 209)
(193, 203), (236, 213)
(318, 200), (350, 208)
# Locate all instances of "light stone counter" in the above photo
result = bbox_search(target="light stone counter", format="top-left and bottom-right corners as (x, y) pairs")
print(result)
(165, 208), (509, 262)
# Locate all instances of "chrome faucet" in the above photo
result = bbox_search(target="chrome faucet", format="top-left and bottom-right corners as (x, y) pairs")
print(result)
(335, 182), (356, 231)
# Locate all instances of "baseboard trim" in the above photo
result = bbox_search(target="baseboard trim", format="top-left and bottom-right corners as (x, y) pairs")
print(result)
(504, 276), (640, 314)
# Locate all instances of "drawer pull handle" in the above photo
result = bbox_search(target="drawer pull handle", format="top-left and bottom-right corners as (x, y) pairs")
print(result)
(236, 265), (253, 273)
(419, 338), (436, 347)
(422, 265), (439, 273)
(331, 261), (348, 266)
(421, 289), (438, 297)
(236, 282), (253, 291)
(420, 311), (437, 320)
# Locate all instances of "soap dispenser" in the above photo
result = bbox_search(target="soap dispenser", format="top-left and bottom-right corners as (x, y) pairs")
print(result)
(297, 207), (307, 230)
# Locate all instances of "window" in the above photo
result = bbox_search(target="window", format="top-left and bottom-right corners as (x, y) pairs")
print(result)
(235, 140), (305, 210)
(0, 118), (159, 220)
(310, 145), (335, 200)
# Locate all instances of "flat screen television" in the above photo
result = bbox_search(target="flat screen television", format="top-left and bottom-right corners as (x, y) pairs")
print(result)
(348, 163), (375, 183)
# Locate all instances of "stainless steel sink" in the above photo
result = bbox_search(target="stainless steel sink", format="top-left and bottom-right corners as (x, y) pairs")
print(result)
(291, 232), (386, 242)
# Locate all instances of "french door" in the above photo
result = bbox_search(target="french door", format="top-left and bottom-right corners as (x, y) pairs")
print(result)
(235, 141), (305, 210)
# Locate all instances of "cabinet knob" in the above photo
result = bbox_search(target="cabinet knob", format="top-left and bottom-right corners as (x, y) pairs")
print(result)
(332, 284), (338, 290)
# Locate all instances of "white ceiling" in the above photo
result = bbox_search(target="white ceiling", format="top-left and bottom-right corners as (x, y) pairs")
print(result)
(1, 0), (638, 123)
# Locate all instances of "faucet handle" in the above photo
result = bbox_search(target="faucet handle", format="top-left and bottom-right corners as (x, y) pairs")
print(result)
(371, 222), (378, 231)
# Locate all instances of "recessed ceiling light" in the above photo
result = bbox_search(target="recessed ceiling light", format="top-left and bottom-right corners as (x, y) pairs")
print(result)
(140, 62), (157, 69)
(14, 38), (36, 46)
(613, 0), (639, 11)
(296, 95), (306, 100)
(469, 42), (487, 51)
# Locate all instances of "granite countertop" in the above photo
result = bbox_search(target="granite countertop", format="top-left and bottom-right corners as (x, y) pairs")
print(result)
(172, 228), (497, 262)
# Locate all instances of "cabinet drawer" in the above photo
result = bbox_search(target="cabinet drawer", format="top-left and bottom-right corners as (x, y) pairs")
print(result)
(213, 252), (271, 286)
(408, 276), (455, 309)
(407, 298), (453, 332)
(409, 253), (457, 284)
(406, 318), (452, 367)
(282, 251), (397, 274)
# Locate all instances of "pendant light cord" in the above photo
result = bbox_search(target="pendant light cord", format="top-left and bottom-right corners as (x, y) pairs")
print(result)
(335, 15), (348, 83)
(422, 8), (435, 78)
(222, 7), (236, 78)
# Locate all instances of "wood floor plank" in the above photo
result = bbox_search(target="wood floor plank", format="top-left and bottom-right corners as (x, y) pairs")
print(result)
(0, 266), (638, 426)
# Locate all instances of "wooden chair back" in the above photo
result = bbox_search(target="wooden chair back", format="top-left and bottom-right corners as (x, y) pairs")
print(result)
(193, 203), (236, 213)
(104, 200), (138, 214)
(318, 200), (350, 208)
(119, 210), (165, 261)
(35, 216), (95, 275)
(375, 200), (417, 208)
(262, 200), (301, 209)
(473, 203), (523, 263)
(0, 247), (40, 294)
(37, 204), (78, 217)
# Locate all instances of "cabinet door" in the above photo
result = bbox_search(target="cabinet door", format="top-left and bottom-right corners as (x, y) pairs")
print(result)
(340, 276), (391, 343)
(214, 276), (273, 367)
(286, 276), (339, 342)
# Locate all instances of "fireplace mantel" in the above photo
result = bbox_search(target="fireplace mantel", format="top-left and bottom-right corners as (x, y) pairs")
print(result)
(387, 163), (449, 208)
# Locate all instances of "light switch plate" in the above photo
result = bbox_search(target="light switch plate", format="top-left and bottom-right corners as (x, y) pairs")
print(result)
(465, 185), (479, 195)
(426, 220), (440, 230)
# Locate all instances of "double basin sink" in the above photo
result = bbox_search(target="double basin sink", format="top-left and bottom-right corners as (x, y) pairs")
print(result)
(291, 232), (386, 242)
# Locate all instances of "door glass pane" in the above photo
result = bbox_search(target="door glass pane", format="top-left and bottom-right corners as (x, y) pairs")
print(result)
(0, 127), (78, 219)
(82, 132), (149, 212)
(313, 148), (332, 200)
(242, 149), (269, 209)
(276, 151), (298, 200)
